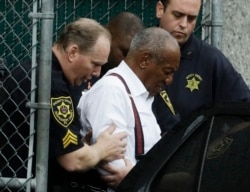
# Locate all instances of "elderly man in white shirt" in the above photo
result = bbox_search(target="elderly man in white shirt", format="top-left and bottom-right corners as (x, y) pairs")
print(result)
(77, 27), (180, 189)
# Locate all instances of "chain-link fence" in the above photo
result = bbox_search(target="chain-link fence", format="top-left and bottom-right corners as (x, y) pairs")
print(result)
(0, 0), (211, 191)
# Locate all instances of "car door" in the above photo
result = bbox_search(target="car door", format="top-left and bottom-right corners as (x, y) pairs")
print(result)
(117, 102), (250, 192)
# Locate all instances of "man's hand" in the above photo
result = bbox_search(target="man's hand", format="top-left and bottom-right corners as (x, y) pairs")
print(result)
(100, 158), (133, 189)
(58, 125), (127, 172)
(95, 124), (127, 162)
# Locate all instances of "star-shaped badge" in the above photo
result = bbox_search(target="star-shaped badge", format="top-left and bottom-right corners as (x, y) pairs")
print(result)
(186, 77), (200, 92)
(57, 101), (71, 118)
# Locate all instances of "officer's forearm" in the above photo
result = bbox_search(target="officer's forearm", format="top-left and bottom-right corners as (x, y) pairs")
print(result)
(57, 144), (101, 172)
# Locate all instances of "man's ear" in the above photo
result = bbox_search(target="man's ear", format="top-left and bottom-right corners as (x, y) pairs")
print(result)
(156, 1), (164, 19)
(138, 52), (152, 69)
(67, 44), (79, 62)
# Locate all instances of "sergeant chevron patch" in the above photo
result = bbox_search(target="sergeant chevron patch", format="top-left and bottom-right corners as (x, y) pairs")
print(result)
(63, 129), (78, 148)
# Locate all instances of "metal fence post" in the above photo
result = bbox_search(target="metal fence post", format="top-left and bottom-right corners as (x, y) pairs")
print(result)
(26, 1), (39, 192)
(35, 0), (54, 191)
(211, 0), (223, 49)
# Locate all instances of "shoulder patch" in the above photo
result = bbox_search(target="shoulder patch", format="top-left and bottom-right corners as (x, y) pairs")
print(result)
(159, 90), (176, 115)
(51, 96), (74, 127)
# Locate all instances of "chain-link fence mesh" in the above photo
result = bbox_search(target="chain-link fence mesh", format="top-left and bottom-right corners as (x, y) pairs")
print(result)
(0, 0), (32, 70)
(0, 0), (207, 191)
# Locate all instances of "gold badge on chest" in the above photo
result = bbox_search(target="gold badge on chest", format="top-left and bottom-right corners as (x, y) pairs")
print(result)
(185, 73), (203, 92)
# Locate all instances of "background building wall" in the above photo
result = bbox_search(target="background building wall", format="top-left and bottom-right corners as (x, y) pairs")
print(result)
(222, 0), (250, 87)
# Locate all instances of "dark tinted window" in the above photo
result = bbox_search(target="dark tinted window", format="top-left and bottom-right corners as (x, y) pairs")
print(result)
(150, 118), (211, 192)
(150, 115), (250, 192)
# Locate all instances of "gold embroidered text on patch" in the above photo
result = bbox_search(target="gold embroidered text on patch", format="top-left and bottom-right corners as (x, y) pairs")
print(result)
(51, 96), (74, 127)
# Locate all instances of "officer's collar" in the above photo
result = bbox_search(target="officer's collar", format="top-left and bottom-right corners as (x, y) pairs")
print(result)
(180, 34), (195, 60)
(52, 52), (61, 70)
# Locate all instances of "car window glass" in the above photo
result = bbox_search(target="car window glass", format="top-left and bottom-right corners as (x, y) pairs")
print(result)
(150, 115), (250, 192)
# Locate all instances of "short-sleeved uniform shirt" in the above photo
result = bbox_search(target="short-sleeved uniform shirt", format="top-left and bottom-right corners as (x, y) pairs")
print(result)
(0, 53), (106, 190)
(49, 53), (83, 158)
(49, 53), (107, 189)
(153, 34), (250, 133)
(48, 53), (82, 187)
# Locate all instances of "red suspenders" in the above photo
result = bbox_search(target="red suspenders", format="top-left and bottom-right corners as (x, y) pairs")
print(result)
(109, 73), (144, 158)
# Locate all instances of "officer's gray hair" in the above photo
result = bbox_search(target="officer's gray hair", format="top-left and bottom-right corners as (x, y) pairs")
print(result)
(55, 18), (111, 53)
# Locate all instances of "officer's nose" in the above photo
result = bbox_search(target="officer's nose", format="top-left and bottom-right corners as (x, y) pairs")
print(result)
(179, 16), (188, 29)
(92, 65), (102, 77)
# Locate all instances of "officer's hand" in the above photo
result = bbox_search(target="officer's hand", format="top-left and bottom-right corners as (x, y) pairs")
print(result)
(96, 124), (127, 162)
(100, 158), (133, 189)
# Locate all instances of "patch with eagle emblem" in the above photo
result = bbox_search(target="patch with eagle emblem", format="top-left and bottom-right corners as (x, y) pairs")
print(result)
(51, 96), (74, 128)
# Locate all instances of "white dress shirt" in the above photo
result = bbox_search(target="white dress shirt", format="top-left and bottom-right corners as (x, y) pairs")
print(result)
(77, 61), (161, 174)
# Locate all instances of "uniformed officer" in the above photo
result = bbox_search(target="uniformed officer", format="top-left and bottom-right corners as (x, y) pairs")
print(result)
(50, 17), (130, 192)
(153, 0), (250, 133)
(1, 18), (128, 192)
